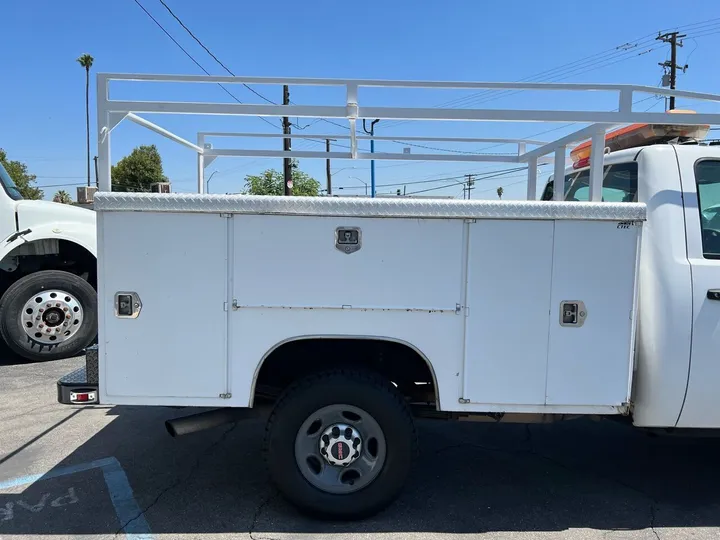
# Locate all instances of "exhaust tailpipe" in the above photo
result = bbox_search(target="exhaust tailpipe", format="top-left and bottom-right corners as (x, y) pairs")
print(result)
(165, 407), (256, 437)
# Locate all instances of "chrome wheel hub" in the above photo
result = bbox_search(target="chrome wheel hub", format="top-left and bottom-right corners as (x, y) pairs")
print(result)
(21, 290), (84, 345)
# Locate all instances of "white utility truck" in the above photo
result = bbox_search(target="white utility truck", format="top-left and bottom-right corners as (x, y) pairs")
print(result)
(57, 73), (720, 519)
(0, 162), (97, 361)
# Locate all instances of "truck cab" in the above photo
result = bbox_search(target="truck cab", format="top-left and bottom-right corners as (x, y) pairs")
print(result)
(0, 161), (97, 361)
(541, 127), (720, 429)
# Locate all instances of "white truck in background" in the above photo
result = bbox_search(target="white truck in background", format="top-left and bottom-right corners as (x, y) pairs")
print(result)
(0, 162), (97, 361)
(56, 73), (720, 520)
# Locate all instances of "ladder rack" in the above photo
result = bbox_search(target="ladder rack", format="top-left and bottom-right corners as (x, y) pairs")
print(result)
(96, 73), (720, 200)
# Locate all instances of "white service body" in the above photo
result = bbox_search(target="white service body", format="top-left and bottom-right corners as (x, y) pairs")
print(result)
(95, 194), (644, 417)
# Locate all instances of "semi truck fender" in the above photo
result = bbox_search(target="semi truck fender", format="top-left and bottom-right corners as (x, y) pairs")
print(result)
(0, 223), (97, 266)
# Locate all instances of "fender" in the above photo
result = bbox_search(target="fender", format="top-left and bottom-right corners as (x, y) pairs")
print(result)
(0, 222), (97, 264)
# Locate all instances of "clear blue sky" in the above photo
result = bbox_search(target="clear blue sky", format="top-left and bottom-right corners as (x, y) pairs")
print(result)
(1, 0), (719, 200)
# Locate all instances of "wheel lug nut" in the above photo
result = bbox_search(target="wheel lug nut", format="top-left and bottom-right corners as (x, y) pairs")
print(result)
(56, 328), (61, 333)
(35, 316), (40, 321)
(63, 322), (68, 327)
(66, 314), (71, 319)
(46, 328), (52, 333)
(63, 307), (68, 312)
(55, 303), (61, 307)
(46, 303), (52, 307)
(38, 324), (44, 328)
(39, 308), (44, 312)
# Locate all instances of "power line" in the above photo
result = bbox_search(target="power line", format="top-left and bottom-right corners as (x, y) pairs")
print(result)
(375, 174), (467, 189)
(35, 175), (86, 179)
(383, 162), (525, 186)
(338, 166), (533, 192)
(384, 17), (720, 131)
(405, 167), (534, 195)
(338, 174), (466, 191)
(154, 0), (349, 150)
(456, 46), (661, 110)
(690, 27), (720, 39)
(381, 43), (658, 130)
(338, 163), (524, 189)
(475, 94), (663, 155)
(36, 182), (86, 188)
(476, 178), (526, 195)
(397, 141), (515, 155)
(386, 45), (661, 132)
(452, 18), (720, 112)
(157, 0), (276, 105)
(132, 0), (279, 130)
(129, 5), (720, 169)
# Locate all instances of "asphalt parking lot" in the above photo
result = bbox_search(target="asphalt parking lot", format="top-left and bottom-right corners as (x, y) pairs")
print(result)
(2, 353), (720, 540)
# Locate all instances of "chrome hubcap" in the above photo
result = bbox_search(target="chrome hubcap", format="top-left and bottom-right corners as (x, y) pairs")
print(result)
(21, 290), (84, 345)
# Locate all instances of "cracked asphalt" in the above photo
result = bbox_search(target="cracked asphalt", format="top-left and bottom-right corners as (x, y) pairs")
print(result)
(2, 354), (720, 539)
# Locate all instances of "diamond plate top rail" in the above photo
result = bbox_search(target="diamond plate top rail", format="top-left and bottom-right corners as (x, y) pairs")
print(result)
(94, 193), (646, 221)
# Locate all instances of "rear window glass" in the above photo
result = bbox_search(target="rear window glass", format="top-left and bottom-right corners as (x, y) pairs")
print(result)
(541, 162), (638, 202)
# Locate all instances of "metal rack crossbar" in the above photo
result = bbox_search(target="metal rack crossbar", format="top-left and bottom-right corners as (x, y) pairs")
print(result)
(96, 73), (720, 200)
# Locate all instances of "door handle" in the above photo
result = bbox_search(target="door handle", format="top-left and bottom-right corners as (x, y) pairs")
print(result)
(707, 289), (720, 301)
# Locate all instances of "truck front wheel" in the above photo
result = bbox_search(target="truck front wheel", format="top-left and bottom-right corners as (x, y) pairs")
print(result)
(0, 270), (97, 362)
(264, 369), (417, 520)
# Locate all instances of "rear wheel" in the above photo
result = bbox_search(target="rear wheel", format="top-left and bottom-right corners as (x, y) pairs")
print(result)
(0, 270), (97, 362)
(264, 369), (417, 520)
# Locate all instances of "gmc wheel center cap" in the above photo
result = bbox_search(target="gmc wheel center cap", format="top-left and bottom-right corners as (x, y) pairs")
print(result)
(318, 423), (362, 467)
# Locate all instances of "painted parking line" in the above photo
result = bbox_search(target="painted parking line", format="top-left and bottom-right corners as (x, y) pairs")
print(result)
(0, 457), (153, 540)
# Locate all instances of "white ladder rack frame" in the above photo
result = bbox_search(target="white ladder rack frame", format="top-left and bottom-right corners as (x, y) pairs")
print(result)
(96, 72), (720, 200)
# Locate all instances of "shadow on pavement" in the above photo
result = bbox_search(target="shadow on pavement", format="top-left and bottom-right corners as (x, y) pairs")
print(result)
(0, 341), (38, 367)
(1, 406), (720, 537)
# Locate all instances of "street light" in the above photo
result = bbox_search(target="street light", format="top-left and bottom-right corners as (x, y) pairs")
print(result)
(330, 166), (357, 176)
(205, 170), (218, 193)
(336, 177), (368, 196)
(348, 175), (368, 196)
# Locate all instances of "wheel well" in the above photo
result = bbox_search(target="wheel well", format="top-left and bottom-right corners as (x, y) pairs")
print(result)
(253, 338), (438, 409)
(0, 240), (96, 295)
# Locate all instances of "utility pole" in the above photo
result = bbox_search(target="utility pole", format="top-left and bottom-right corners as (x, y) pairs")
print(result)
(657, 32), (687, 111)
(326, 139), (333, 196)
(363, 119), (380, 197)
(282, 84), (292, 195)
(464, 174), (475, 200)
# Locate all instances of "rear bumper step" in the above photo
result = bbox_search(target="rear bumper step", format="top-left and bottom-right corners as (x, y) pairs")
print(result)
(57, 345), (99, 405)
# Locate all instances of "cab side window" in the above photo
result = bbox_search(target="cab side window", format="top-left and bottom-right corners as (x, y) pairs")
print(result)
(695, 160), (720, 259)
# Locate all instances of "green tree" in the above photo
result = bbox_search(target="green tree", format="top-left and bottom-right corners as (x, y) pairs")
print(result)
(111, 145), (168, 192)
(52, 190), (73, 204)
(76, 53), (94, 188)
(0, 149), (43, 199)
(243, 168), (320, 197)
(496, 186), (504, 199)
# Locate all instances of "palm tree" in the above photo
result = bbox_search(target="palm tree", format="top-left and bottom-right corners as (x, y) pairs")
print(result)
(497, 186), (504, 199)
(76, 54), (94, 187)
(52, 190), (73, 204)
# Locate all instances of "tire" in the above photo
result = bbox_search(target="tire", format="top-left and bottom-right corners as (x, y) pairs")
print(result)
(0, 270), (97, 362)
(264, 369), (417, 520)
